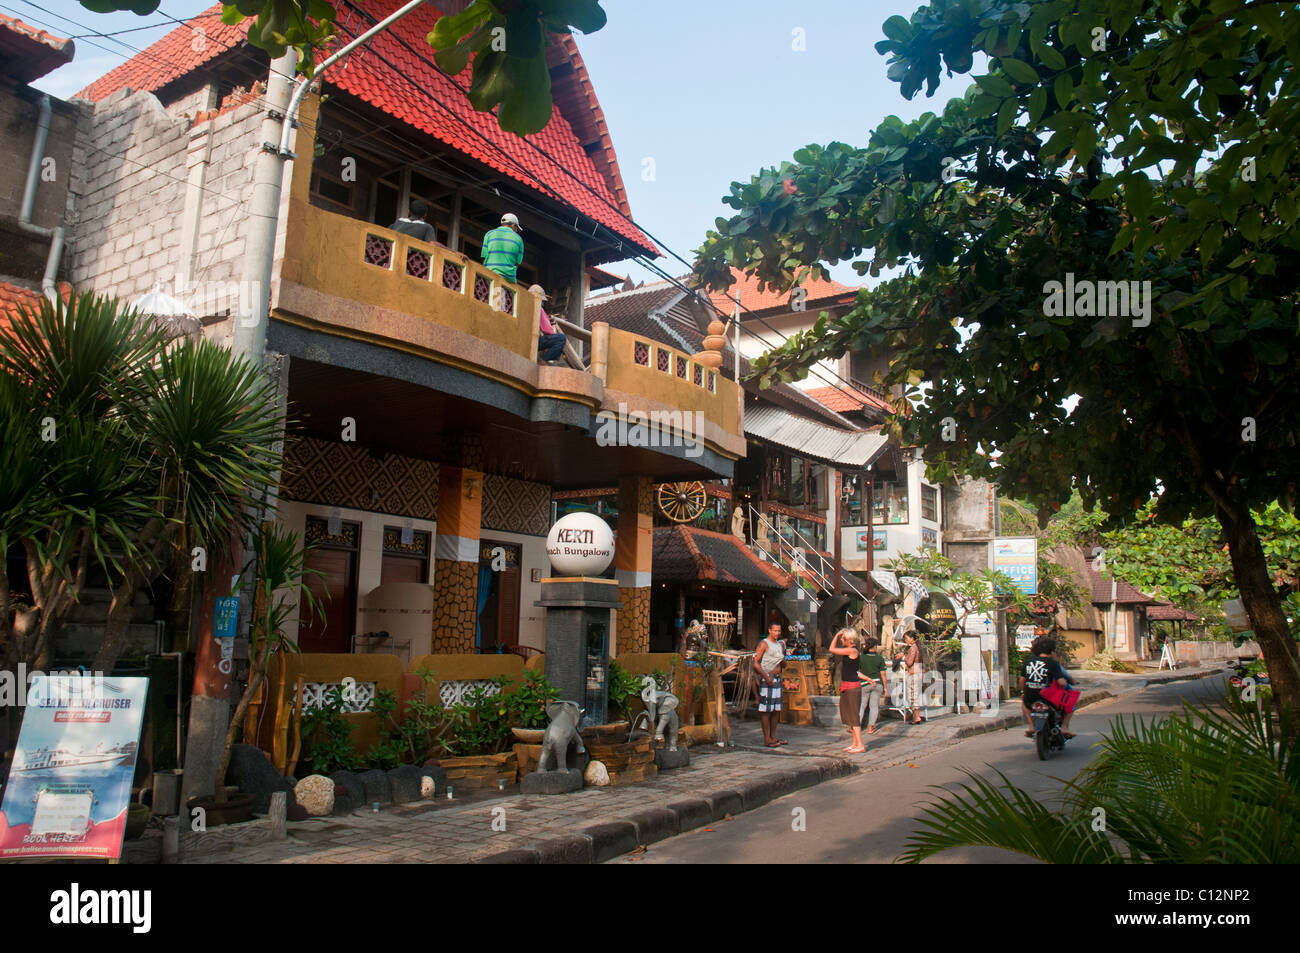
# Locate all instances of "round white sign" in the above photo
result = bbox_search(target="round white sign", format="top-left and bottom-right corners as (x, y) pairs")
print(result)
(546, 512), (615, 576)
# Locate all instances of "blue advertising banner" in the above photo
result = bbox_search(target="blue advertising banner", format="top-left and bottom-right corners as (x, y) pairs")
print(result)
(0, 675), (149, 860)
(993, 536), (1038, 595)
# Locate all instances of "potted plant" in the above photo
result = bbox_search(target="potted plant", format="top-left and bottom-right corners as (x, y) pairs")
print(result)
(196, 523), (322, 824)
(428, 677), (518, 791)
(503, 670), (559, 776)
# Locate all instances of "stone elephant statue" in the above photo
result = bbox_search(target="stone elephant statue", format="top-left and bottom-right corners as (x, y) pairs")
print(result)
(537, 700), (585, 773)
(640, 676), (680, 751)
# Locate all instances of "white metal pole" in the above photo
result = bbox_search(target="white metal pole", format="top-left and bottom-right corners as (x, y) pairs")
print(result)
(233, 0), (431, 362)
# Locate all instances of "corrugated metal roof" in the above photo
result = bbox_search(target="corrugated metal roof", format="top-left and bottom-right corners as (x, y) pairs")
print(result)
(744, 405), (890, 467)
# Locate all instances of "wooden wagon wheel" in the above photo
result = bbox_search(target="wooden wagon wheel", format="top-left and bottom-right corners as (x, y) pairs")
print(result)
(657, 481), (707, 523)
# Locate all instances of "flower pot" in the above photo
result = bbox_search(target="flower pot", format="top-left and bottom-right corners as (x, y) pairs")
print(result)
(125, 803), (150, 840)
(511, 727), (544, 744)
(186, 792), (256, 827)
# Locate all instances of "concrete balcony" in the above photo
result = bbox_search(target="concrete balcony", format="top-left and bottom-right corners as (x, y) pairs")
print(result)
(268, 96), (744, 473)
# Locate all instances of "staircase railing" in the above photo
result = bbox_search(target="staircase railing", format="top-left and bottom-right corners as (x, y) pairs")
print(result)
(746, 504), (869, 605)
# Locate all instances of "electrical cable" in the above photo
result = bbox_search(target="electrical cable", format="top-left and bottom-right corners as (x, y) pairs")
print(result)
(37, 2), (879, 406)
(323, 0), (876, 405)
(333, 0), (875, 402)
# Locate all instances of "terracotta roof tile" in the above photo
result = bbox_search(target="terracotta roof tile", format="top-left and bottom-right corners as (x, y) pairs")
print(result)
(653, 526), (791, 590)
(0, 13), (74, 82)
(76, 5), (241, 102)
(0, 280), (71, 335)
(709, 267), (858, 317)
(1083, 558), (1155, 605)
(1147, 602), (1201, 622)
(75, 1), (656, 257)
(804, 384), (892, 414)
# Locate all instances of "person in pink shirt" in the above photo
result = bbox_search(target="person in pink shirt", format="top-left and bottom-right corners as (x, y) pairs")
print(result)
(529, 284), (567, 364)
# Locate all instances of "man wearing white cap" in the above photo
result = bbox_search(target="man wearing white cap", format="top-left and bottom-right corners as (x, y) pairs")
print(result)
(482, 212), (524, 284)
(529, 284), (567, 364)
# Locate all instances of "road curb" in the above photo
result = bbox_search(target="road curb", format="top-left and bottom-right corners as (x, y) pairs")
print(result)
(952, 689), (1113, 739)
(475, 757), (852, 864)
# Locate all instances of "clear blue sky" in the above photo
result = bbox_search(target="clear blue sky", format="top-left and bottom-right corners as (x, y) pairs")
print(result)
(20, 0), (973, 286)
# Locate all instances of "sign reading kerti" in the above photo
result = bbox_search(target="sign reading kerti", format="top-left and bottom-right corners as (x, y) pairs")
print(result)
(0, 675), (148, 860)
(545, 512), (614, 576)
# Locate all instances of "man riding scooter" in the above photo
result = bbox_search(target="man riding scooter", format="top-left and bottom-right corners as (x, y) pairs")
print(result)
(1020, 636), (1078, 739)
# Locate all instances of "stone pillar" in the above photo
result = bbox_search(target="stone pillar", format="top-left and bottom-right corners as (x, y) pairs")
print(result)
(615, 475), (654, 655)
(432, 465), (483, 653)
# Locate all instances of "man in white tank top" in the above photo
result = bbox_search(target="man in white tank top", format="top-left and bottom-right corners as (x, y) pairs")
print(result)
(754, 622), (788, 747)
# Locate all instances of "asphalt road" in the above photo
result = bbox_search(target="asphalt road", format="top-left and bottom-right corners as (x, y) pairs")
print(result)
(612, 674), (1229, 865)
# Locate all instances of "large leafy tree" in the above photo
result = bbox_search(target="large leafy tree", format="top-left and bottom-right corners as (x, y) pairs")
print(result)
(695, 0), (1300, 713)
(0, 293), (281, 684)
(78, 0), (607, 134)
(1005, 494), (1300, 622)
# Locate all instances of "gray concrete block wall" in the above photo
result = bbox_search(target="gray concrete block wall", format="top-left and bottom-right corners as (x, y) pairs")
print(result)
(67, 89), (266, 305)
(1, 81), (82, 281)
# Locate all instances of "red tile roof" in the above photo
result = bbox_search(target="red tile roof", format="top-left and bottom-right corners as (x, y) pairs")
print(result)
(76, 6), (241, 102)
(804, 384), (892, 414)
(653, 525), (792, 590)
(0, 13), (74, 82)
(1147, 602), (1201, 622)
(1084, 560), (1155, 605)
(75, 1), (655, 257)
(709, 267), (858, 318)
(0, 280), (71, 335)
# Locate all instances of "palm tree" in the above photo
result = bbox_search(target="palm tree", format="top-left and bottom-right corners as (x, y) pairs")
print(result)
(0, 291), (281, 678)
(899, 692), (1299, 864)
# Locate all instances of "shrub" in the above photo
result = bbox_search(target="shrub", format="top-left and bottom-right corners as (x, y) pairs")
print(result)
(301, 684), (362, 774)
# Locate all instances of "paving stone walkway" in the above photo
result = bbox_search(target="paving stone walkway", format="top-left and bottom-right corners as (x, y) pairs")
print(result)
(176, 662), (1226, 865)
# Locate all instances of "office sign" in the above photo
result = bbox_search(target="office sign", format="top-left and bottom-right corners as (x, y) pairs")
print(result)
(0, 676), (149, 860)
(993, 536), (1038, 594)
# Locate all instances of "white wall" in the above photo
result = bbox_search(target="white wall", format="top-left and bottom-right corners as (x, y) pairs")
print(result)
(274, 499), (437, 648)
(273, 500), (551, 655)
(840, 455), (943, 571)
(738, 313), (846, 392)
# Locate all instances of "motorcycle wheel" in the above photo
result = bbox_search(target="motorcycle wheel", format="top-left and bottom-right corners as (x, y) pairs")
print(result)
(1036, 724), (1051, 760)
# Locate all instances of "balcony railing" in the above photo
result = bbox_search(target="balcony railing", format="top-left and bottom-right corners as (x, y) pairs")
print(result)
(278, 197), (537, 362)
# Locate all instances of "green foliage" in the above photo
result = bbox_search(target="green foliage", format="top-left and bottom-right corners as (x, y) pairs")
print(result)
(694, 0), (1300, 705)
(301, 684), (362, 774)
(439, 676), (512, 757)
(901, 692), (1300, 863)
(80, 1), (608, 135)
(501, 669), (559, 729)
(0, 291), (280, 673)
(606, 659), (643, 719)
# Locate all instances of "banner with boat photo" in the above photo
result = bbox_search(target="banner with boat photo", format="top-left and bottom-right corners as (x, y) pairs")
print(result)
(0, 675), (148, 860)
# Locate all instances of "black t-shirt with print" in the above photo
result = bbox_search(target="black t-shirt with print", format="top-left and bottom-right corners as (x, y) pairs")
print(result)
(1021, 655), (1066, 704)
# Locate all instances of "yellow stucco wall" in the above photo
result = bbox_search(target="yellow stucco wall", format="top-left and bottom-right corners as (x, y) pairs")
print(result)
(602, 326), (742, 440)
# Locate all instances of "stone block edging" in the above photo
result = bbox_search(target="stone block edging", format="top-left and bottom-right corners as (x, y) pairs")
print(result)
(475, 758), (851, 864)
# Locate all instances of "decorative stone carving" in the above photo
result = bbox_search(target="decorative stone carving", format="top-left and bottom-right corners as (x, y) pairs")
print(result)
(302, 681), (376, 713)
(640, 676), (680, 751)
(294, 775), (335, 816)
(537, 701), (585, 773)
(438, 678), (503, 707)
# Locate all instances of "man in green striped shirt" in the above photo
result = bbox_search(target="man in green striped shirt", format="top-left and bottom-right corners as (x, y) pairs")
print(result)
(481, 212), (524, 284)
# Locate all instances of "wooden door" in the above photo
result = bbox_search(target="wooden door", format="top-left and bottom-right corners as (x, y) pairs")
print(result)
(495, 566), (520, 648)
(299, 518), (360, 653)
